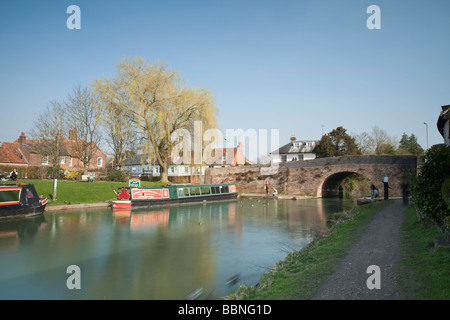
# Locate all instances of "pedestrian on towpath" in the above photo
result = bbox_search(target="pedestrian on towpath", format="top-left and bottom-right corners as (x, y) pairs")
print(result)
(265, 181), (269, 195)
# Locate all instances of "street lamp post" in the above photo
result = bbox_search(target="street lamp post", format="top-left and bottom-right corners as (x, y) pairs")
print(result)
(424, 122), (429, 150)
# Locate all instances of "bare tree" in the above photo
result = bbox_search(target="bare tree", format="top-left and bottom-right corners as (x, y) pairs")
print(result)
(371, 126), (398, 155)
(31, 100), (66, 173)
(65, 85), (103, 174)
(353, 131), (375, 155)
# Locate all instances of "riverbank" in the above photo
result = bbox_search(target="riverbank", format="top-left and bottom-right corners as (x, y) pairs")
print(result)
(45, 202), (109, 212)
(227, 200), (450, 300)
(239, 193), (316, 200)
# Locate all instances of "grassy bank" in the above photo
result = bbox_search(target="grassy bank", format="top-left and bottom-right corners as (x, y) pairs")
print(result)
(227, 201), (450, 300)
(227, 201), (389, 299)
(2, 179), (164, 206)
(397, 206), (450, 299)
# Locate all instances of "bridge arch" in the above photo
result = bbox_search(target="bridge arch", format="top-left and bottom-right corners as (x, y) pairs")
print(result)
(321, 171), (358, 198)
(319, 171), (376, 198)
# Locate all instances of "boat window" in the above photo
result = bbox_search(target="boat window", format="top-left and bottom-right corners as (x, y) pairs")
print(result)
(191, 187), (200, 196)
(201, 187), (211, 195)
(222, 186), (229, 193)
(211, 187), (216, 194)
(177, 188), (186, 197)
(0, 189), (20, 202)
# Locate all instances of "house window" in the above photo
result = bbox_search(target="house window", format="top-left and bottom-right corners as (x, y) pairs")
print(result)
(97, 157), (103, 167)
(42, 156), (48, 165)
(184, 166), (189, 174)
(169, 167), (175, 174)
(61, 157), (66, 165)
(281, 155), (287, 162)
(153, 167), (160, 174)
(69, 157), (73, 167)
(221, 155), (226, 161)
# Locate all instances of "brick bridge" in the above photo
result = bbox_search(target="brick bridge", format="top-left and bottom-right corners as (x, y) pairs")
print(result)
(205, 155), (419, 198)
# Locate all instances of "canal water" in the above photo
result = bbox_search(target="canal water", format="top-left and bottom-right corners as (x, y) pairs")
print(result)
(0, 198), (356, 300)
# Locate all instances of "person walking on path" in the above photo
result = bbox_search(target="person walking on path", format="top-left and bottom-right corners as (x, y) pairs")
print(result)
(313, 199), (408, 300)
(370, 184), (379, 201)
(265, 181), (269, 195)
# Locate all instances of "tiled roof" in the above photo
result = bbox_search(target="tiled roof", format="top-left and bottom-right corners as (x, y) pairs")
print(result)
(0, 143), (28, 165)
(1, 132), (106, 166)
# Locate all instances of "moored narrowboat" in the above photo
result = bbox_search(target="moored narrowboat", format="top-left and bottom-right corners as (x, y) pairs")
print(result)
(0, 184), (49, 220)
(109, 183), (237, 209)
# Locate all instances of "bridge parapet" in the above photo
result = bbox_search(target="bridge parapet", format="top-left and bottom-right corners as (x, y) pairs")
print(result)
(206, 155), (419, 198)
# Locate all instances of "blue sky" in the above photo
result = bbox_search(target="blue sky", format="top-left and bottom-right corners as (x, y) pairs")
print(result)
(1, 0), (449, 154)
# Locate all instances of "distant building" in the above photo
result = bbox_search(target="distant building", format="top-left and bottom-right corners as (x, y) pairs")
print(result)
(270, 134), (319, 163)
(122, 142), (250, 177)
(437, 105), (450, 146)
(122, 154), (195, 178)
(208, 142), (250, 168)
(0, 131), (106, 171)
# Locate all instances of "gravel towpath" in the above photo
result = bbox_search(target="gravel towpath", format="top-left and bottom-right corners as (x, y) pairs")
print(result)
(313, 199), (408, 300)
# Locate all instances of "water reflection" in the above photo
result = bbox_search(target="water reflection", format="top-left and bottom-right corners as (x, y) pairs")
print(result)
(0, 198), (356, 300)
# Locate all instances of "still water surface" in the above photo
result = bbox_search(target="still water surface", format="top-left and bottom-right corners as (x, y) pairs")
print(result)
(0, 198), (356, 299)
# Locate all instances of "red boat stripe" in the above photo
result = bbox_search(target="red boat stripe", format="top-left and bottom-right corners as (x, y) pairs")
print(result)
(0, 201), (20, 206)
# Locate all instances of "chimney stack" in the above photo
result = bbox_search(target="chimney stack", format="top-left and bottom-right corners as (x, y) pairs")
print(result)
(18, 132), (26, 145)
(69, 128), (78, 140)
(290, 134), (296, 142)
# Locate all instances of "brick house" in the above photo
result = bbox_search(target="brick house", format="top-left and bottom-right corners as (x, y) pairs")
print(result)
(0, 131), (106, 173)
(207, 142), (250, 168)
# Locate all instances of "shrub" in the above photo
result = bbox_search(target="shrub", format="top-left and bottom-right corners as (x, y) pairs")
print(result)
(411, 145), (450, 225)
(107, 169), (127, 182)
(64, 168), (81, 180)
(442, 176), (450, 209)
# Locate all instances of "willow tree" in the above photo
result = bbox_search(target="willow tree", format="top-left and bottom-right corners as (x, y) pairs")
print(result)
(93, 57), (218, 182)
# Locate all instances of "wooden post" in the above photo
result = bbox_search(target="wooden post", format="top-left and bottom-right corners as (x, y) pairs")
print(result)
(53, 179), (57, 201)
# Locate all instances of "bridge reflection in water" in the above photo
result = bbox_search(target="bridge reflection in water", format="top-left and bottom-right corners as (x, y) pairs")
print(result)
(0, 198), (356, 300)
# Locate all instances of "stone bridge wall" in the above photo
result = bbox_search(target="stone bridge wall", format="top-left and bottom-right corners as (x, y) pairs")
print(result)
(205, 155), (419, 198)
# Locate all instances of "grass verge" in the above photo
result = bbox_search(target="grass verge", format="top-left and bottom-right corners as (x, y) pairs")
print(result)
(226, 200), (390, 300)
(397, 206), (450, 299)
(2, 179), (164, 206)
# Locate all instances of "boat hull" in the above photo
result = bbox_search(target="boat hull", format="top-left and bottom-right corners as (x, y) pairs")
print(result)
(110, 184), (238, 209)
(0, 184), (48, 220)
(0, 203), (47, 220)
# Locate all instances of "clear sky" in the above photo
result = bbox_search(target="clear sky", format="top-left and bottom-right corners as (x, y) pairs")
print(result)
(1, 0), (449, 155)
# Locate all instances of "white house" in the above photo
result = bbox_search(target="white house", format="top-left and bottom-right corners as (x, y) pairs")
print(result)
(270, 134), (319, 163)
(122, 154), (200, 178)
